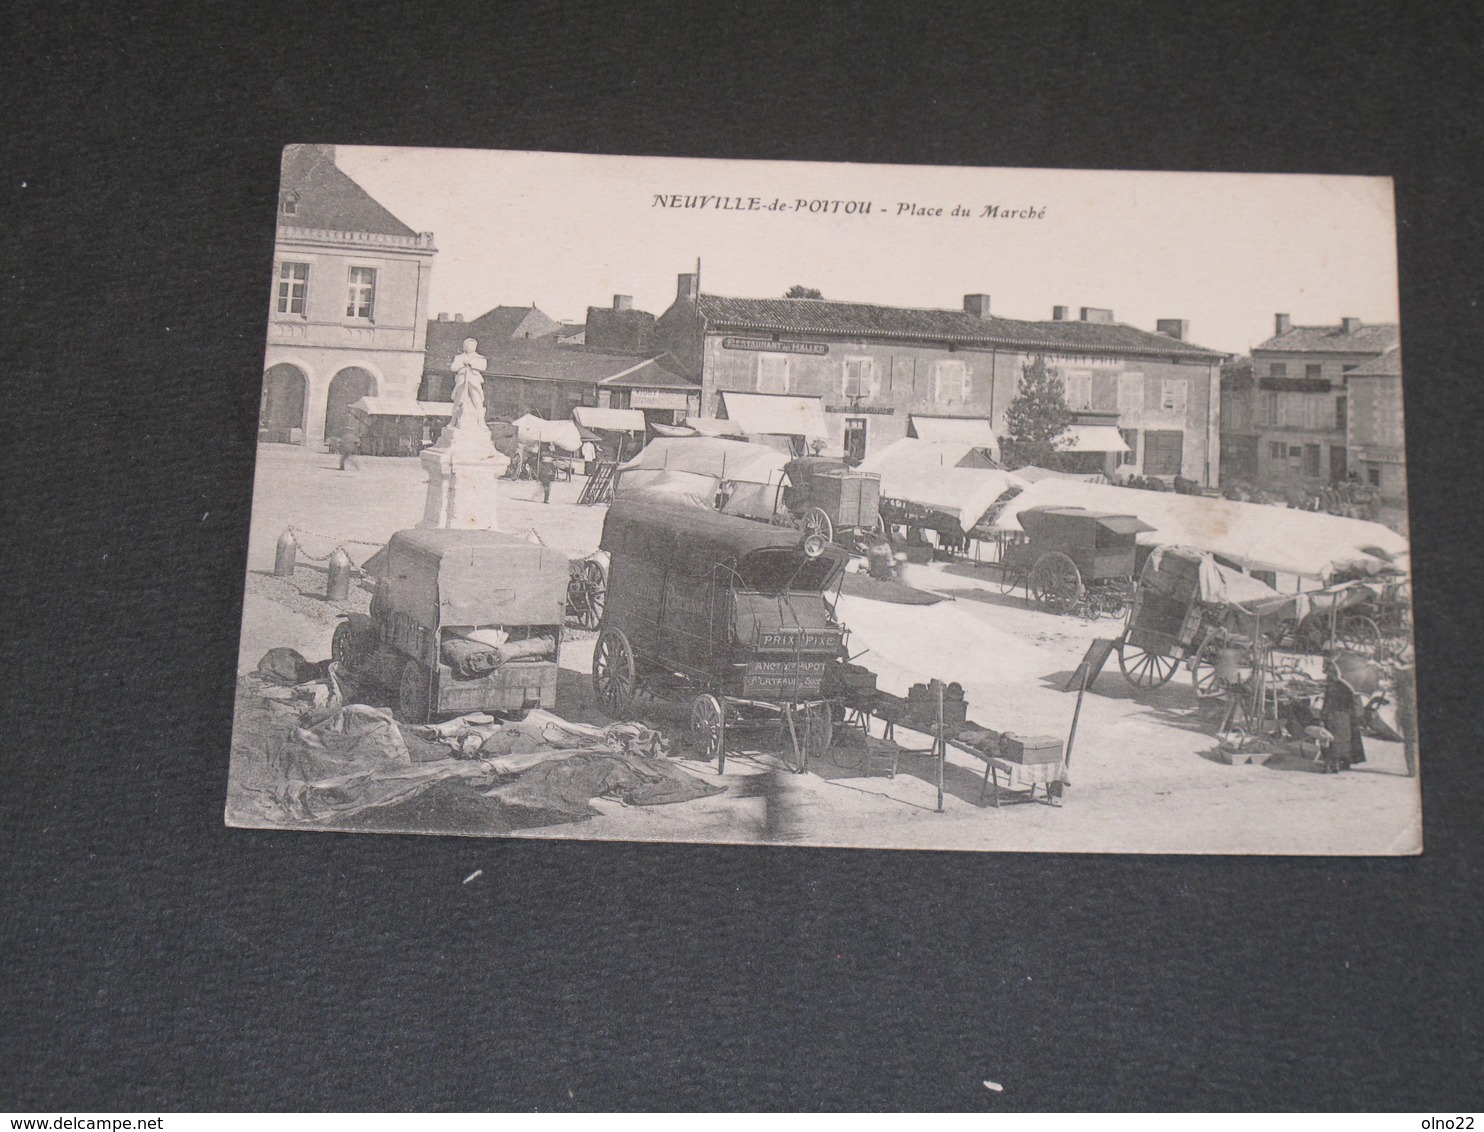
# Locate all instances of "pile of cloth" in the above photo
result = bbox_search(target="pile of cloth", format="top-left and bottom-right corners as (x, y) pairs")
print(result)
(228, 651), (721, 828)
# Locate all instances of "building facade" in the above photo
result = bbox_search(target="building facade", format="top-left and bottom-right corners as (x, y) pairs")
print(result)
(1344, 344), (1407, 533)
(654, 274), (1226, 482)
(262, 145), (436, 446)
(1227, 314), (1400, 489)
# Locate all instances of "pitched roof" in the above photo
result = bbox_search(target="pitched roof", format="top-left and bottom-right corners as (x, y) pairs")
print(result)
(483, 341), (697, 389)
(693, 293), (1225, 359)
(424, 306), (562, 373)
(1344, 344), (1402, 377)
(279, 145), (418, 238)
(1254, 322), (1399, 355)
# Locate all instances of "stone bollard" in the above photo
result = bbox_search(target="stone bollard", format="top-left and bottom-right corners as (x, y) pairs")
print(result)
(274, 530), (297, 577)
(327, 547), (353, 601)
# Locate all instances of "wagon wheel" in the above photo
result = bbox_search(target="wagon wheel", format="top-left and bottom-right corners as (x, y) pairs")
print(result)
(1337, 614), (1382, 658)
(688, 693), (726, 770)
(330, 620), (365, 672)
(802, 507), (833, 545)
(1191, 637), (1255, 700)
(592, 626), (638, 719)
(1118, 641), (1179, 688)
(566, 558), (607, 630)
(1029, 551), (1084, 613)
(803, 702), (834, 755)
(397, 660), (432, 724)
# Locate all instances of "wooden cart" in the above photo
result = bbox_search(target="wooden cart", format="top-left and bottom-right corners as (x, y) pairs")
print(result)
(999, 507), (1152, 617)
(779, 456), (883, 546)
(591, 498), (852, 772)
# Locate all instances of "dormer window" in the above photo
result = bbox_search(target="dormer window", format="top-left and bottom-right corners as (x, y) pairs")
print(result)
(280, 192), (300, 217)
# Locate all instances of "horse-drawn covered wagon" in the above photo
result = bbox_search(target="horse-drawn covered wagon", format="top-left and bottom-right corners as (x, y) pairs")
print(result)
(591, 498), (852, 771)
(998, 506), (1151, 617)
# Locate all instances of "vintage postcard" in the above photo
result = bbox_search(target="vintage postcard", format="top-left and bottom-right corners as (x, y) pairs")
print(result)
(227, 145), (1417, 853)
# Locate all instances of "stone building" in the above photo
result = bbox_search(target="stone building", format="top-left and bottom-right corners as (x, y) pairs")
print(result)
(1344, 344), (1408, 533)
(261, 145), (436, 446)
(1227, 314), (1400, 488)
(423, 297), (698, 427)
(654, 274), (1226, 481)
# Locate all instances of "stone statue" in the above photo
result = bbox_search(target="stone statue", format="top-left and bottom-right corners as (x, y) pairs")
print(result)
(447, 338), (488, 430)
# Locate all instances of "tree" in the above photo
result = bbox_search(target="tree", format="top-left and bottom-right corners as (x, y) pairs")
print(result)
(785, 285), (823, 299)
(1000, 355), (1073, 469)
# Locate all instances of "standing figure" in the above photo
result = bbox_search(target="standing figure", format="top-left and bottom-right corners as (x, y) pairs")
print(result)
(1320, 651), (1379, 772)
(538, 444), (556, 503)
(447, 338), (488, 432)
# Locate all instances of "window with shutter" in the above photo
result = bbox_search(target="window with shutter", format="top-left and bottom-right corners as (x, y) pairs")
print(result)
(933, 360), (966, 402)
(1161, 378), (1187, 414)
(1064, 371), (1092, 410)
(1118, 372), (1144, 413)
(757, 355), (790, 394)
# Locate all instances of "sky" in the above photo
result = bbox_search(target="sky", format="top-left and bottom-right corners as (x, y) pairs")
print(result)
(333, 146), (1400, 357)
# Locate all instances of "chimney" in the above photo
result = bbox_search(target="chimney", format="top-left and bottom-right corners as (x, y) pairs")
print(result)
(963, 293), (992, 319)
(1052, 305), (1070, 321)
(614, 294), (633, 311)
(677, 273), (699, 302)
(1080, 307), (1115, 323)
(1341, 316), (1362, 334)
(454, 313), (464, 322)
(1156, 319), (1189, 341)
(1275, 313), (1292, 336)
(437, 312), (449, 321)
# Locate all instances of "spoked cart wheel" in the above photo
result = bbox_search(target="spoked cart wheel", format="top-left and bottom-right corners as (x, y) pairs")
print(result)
(1029, 551), (1084, 613)
(331, 619), (365, 671)
(802, 507), (834, 545)
(1118, 640), (1180, 688)
(397, 660), (432, 724)
(566, 558), (607, 630)
(1191, 637), (1255, 700)
(1336, 614), (1382, 658)
(592, 626), (638, 719)
(689, 693), (726, 773)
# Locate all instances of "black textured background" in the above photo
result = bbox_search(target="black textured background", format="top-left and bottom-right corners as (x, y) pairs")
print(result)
(2, 1), (1481, 1112)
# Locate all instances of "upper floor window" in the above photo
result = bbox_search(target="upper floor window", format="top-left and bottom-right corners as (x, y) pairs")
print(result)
(1161, 378), (1188, 414)
(1335, 395), (1348, 432)
(1117, 372), (1144, 413)
(1269, 362), (1287, 378)
(1063, 371), (1092, 411)
(757, 354), (790, 394)
(933, 360), (968, 402)
(347, 267), (377, 320)
(842, 358), (878, 400)
(1306, 363), (1323, 379)
(276, 262), (309, 315)
(280, 192), (299, 217)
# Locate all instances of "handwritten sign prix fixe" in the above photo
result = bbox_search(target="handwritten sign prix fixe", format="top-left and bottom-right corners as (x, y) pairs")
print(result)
(722, 337), (830, 356)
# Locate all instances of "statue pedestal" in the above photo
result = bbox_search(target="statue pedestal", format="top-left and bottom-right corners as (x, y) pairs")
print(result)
(418, 428), (508, 531)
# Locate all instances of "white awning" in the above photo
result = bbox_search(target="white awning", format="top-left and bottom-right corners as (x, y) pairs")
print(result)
(720, 392), (832, 440)
(573, 406), (647, 432)
(513, 413), (584, 452)
(1061, 425), (1130, 453)
(909, 415), (997, 452)
(349, 397), (454, 417)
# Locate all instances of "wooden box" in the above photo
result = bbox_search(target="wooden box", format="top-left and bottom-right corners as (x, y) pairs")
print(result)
(1000, 733), (1064, 765)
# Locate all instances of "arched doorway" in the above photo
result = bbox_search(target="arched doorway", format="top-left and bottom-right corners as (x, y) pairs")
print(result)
(325, 367), (378, 442)
(260, 364), (307, 444)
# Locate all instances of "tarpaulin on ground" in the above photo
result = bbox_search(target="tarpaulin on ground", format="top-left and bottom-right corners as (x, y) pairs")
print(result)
(859, 439), (1024, 529)
(990, 478), (1408, 580)
(227, 675), (721, 828)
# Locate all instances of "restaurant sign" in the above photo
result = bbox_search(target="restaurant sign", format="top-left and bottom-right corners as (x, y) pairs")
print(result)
(722, 337), (830, 356)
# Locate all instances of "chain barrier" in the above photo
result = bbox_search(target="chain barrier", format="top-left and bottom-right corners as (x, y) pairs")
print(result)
(284, 526), (385, 569)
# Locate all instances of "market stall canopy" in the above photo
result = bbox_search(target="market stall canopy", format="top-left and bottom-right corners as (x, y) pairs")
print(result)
(1013, 465), (1110, 484)
(513, 413), (583, 452)
(572, 406), (646, 432)
(651, 422), (699, 438)
(683, 416), (747, 438)
(349, 396), (454, 417)
(907, 414), (999, 459)
(619, 437), (790, 486)
(990, 478), (1409, 580)
(1060, 425), (1131, 453)
(859, 439), (1024, 528)
(719, 392), (832, 440)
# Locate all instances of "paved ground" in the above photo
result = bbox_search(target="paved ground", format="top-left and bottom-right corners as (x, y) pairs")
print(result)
(233, 444), (1423, 854)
